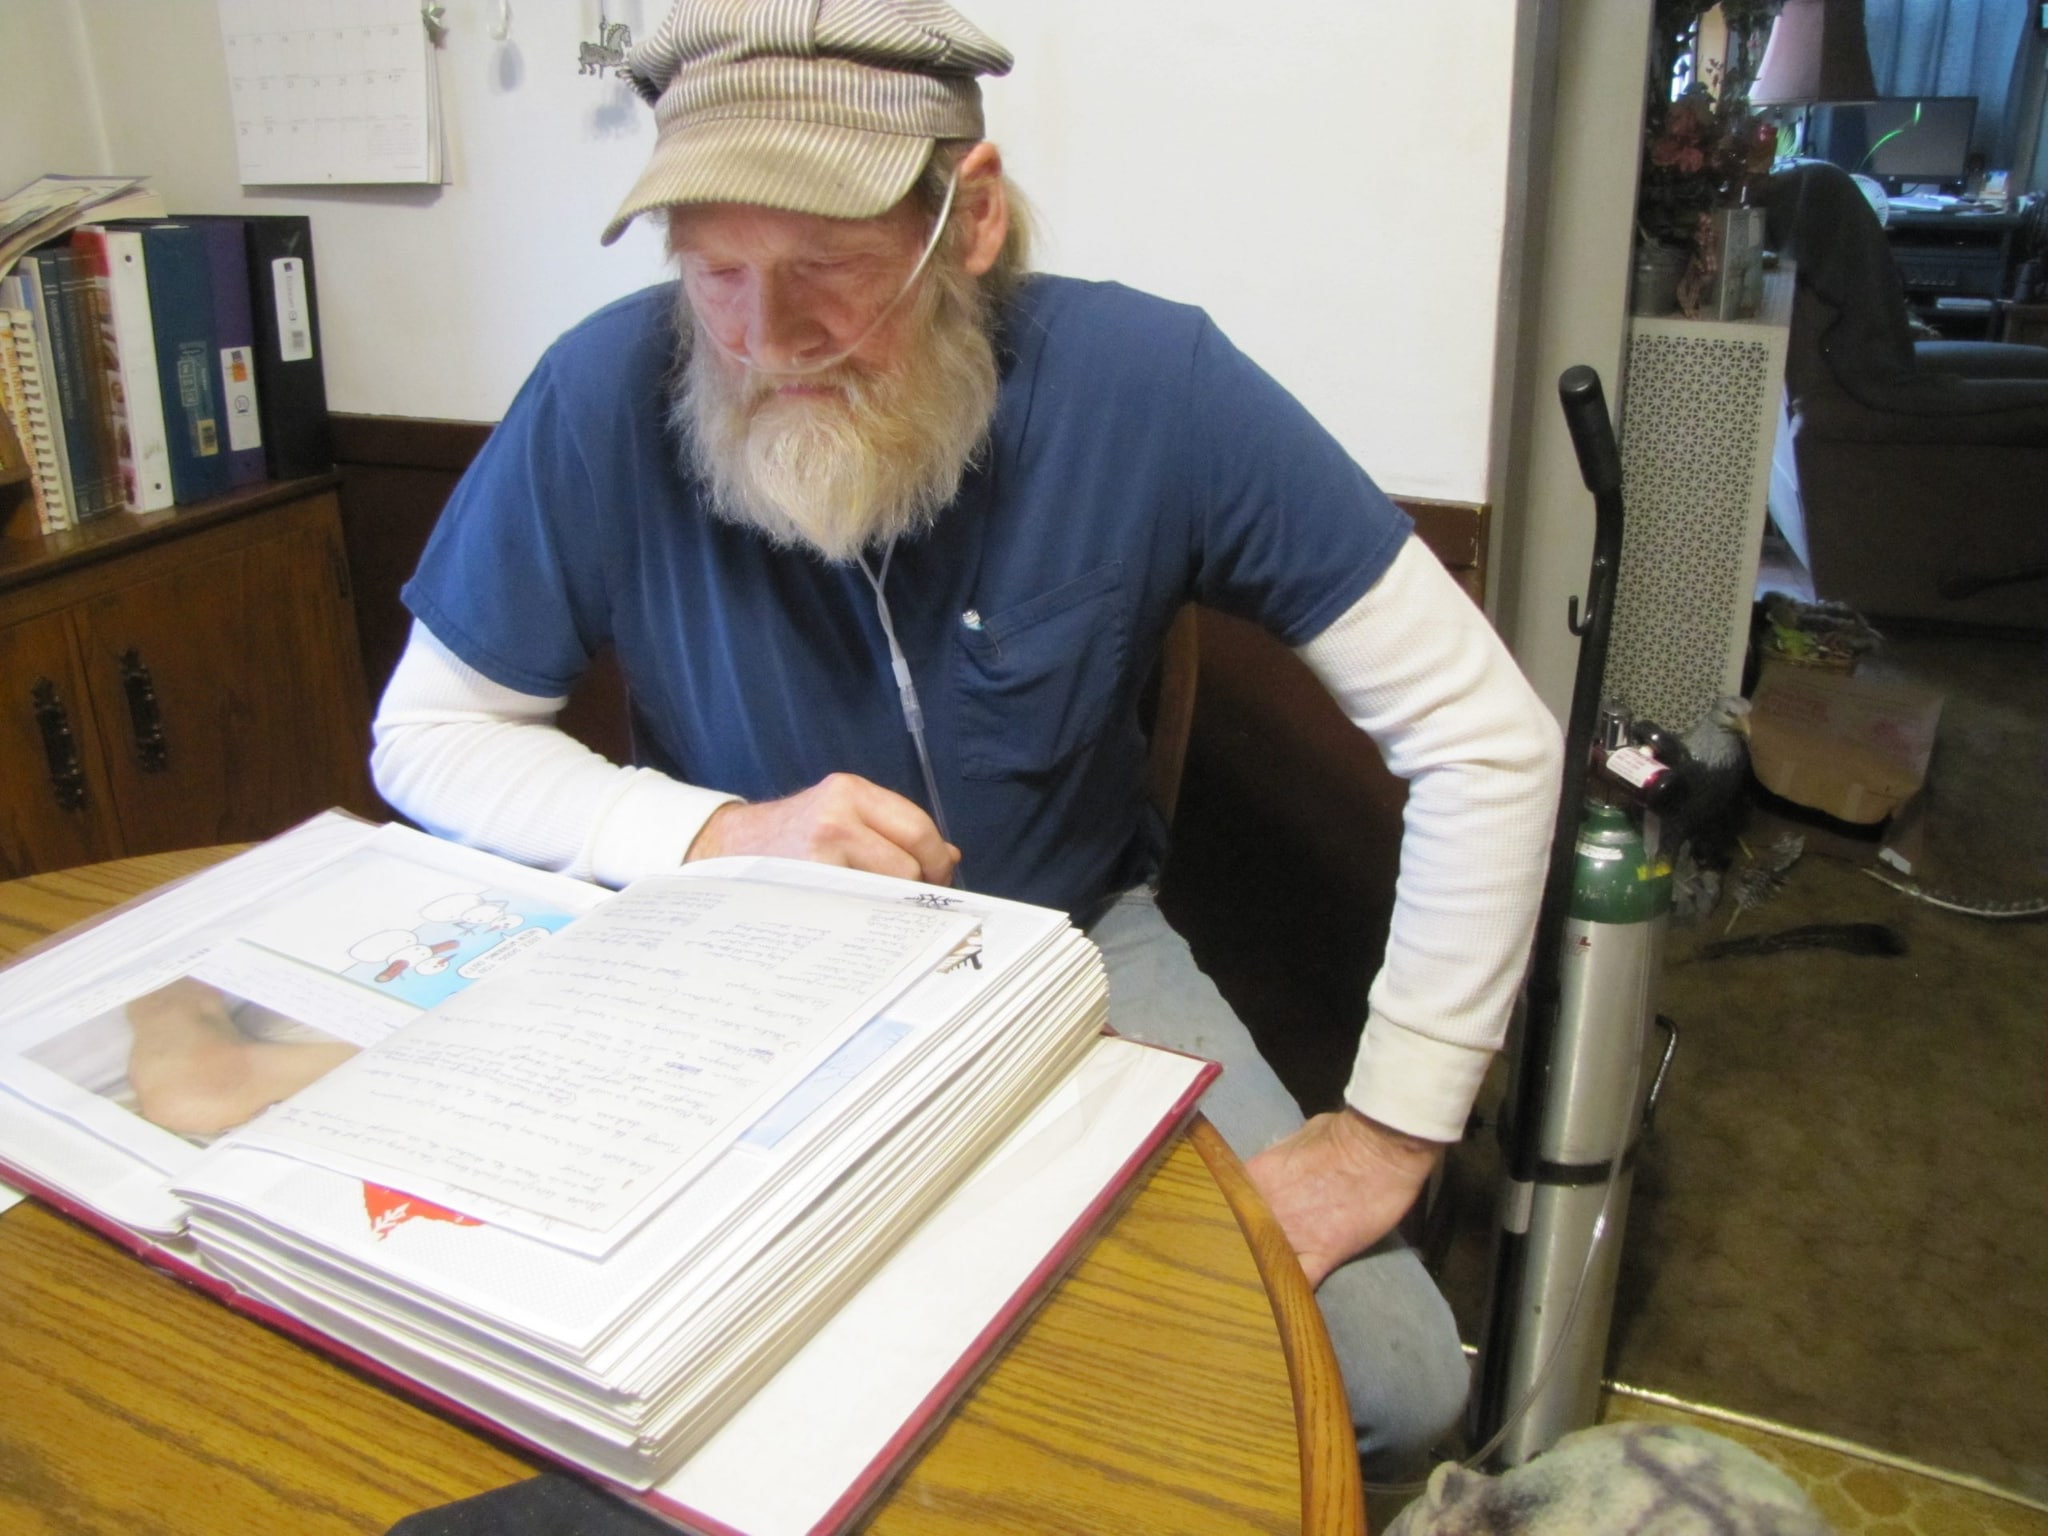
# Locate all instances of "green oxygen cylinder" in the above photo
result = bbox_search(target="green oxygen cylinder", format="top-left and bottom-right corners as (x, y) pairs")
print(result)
(1571, 800), (1673, 925)
(1489, 799), (1672, 1464)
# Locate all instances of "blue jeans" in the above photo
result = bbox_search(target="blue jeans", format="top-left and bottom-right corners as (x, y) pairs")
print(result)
(1087, 885), (1469, 1480)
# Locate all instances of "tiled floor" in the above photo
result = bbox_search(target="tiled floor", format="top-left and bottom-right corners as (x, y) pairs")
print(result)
(1600, 1392), (2048, 1536)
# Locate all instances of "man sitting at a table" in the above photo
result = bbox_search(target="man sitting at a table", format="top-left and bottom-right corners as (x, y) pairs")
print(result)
(371, 0), (1563, 1484)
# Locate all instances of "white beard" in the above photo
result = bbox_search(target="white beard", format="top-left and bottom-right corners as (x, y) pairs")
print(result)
(669, 264), (1000, 563)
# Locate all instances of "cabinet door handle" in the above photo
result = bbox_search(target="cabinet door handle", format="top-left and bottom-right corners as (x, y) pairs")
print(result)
(29, 678), (89, 812)
(328, 540), (354, 603)
(118, 648), (171, 773)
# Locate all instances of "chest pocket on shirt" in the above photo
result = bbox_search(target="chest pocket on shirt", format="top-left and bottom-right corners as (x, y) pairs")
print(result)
(954, 562), (1128, 781)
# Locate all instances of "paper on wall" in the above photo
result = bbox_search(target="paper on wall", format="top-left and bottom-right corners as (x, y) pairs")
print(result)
(217, 0), (443, 186)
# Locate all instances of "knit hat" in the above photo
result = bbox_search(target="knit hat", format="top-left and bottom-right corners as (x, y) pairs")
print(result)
(601, 0), (1013, 244)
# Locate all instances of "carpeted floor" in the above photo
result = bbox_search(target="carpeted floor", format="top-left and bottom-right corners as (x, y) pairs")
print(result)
(1437, 623), (2048, 1509)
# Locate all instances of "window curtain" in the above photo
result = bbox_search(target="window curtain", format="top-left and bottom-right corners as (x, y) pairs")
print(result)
(1861, 0), (2036, 169)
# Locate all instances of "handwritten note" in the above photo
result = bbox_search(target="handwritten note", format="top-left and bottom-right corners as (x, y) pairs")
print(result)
(229, 876), (974, 1245)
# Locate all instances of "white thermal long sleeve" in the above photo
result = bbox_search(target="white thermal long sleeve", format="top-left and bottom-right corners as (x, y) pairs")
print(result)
(370, 622), (737, 888)
(1296, 536), (1564, 1142)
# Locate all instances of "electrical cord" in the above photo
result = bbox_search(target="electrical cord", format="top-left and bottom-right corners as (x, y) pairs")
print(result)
(855, 542), (962, 887)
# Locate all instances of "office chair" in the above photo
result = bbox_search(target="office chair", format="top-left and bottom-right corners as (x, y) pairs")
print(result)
(1757, 162), (2048, 628)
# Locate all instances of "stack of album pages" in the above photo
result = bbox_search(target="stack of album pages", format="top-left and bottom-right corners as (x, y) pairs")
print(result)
(0, 812), (1214, 1536)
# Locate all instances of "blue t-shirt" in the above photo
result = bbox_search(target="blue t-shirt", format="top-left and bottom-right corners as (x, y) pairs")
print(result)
(404, 275), (1410, 915)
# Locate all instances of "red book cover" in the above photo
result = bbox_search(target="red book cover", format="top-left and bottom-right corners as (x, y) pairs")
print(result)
(64, 227), (136, 511)
(0, 1049), (1215, 1536)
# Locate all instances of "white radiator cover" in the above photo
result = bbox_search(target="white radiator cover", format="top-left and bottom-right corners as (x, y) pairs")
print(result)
(1604, 268), (1793, 735)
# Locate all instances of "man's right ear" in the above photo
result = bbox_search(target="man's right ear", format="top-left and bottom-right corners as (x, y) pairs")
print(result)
(952, 141), (1008, 278)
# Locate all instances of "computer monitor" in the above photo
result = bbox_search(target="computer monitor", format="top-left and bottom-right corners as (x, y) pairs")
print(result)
(1808, 97), (1978, 190)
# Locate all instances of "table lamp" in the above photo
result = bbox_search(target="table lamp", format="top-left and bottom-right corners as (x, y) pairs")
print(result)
(1751, 0), (1878, 155)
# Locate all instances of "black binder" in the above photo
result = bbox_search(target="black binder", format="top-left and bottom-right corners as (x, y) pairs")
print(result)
(242, 214), (333, 479)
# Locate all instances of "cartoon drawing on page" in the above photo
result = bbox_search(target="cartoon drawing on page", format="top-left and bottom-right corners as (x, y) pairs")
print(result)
(335, 903), (556, 1010)
(416, 892), (527, 934)
(234, 848), (584, 1011)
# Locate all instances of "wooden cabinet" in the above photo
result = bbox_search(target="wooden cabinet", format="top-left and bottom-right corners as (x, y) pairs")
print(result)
(0, 478), (377, 877)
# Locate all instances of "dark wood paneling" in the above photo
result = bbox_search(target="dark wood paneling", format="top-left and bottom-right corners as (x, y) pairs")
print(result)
(1403, 496), (1490, 604)
(335, 410), (1493, 1111)
(332, 416), (491, 703)
(333, 415), (631, 774)
(1158, 498), (1492, 1114)
(332, 414), (492, 474)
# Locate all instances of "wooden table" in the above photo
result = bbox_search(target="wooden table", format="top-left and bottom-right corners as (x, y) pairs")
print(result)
(0, 851), (1363, 1536)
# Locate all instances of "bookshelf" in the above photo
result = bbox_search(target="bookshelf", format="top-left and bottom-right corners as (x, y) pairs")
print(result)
(0, 475), (379, 877)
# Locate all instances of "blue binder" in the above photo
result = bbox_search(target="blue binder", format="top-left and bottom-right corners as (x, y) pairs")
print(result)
(195, 218), (267, 488)
(138, 222), (231, 505)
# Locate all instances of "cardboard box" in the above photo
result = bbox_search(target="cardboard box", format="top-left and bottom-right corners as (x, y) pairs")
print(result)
(1746, 660), (1944, 826)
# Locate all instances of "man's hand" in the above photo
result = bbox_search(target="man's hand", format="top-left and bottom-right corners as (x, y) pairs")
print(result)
(1243, 1109), (1444, 1288)
(686, 772), (961, 886)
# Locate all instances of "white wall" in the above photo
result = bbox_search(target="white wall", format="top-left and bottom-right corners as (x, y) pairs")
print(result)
(8, 0), (1521, 503)
(1491, 0), (1653, 718)
(971, 1), (1520, 503)
(0, 3), (109, 190)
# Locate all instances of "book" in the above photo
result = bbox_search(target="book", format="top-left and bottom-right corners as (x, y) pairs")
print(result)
(71, 225), (174, 512)
(136, 222), (232, 505)
(28, 248), (122, 521)
(0, 174), (165, 275)
(0, 323), (29, 518)
(0, 294), (69, 536)
(0, 292), (71, 532)
(3, 260), (79, 527)
(0, 813), (1213, 1536)
(62, 230), (137, 513)
(193, 217), (267, 487)
(243, 215), (332, 479)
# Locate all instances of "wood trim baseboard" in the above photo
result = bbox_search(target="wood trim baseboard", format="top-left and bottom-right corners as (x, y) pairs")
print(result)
(331, 414), (493, 474)
(1393, 496), (1490, 605)
(330, 414), (1490, 602)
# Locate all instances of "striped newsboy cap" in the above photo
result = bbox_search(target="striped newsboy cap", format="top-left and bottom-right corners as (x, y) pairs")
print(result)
(600, 0), (1013, 244)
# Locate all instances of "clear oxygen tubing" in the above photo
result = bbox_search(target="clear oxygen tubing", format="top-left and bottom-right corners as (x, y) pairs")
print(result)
(691, 168), (959, 380)
(855, 540), (962, 886)
(1359, 1032), (1645, 1500)
(690, 165), (965, 876)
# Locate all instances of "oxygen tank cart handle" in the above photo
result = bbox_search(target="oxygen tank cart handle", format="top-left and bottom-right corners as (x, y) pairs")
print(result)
(1512, 366), (1630, 1190)
(1469, 367), (1634, 1462)
(1561, 365), (1625, 638)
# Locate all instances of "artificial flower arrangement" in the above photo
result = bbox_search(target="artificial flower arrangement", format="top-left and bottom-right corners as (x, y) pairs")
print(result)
(1637, 1), (1782, 317)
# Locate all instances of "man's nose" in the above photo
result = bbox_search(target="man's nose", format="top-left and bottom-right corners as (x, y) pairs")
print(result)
(742, 269), (830, 370)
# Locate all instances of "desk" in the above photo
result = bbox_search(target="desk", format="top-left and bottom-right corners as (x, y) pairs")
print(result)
(0, 850), (1363, 1536)
(1883, 207), (2023, 338)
